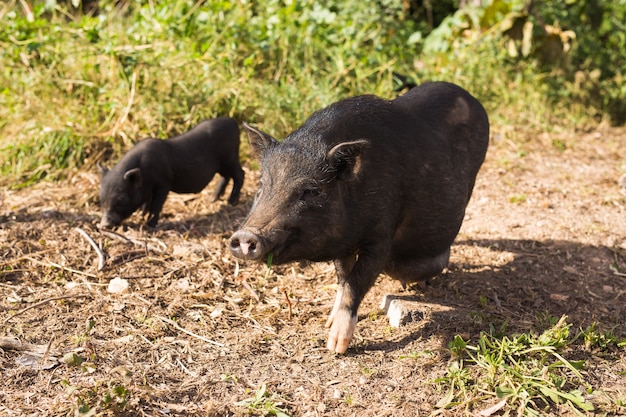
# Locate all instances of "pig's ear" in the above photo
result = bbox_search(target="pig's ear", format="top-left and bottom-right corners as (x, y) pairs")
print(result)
(123, 167), (143, 187)
(97, 162), (109, 176)
(326, 139), (369, 181)
(243, 122), (277, 160)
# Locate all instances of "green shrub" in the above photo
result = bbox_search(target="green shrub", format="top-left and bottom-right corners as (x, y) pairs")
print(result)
(0, 0), (623, 187)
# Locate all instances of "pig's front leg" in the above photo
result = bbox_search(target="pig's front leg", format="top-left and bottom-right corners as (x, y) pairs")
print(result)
(326, 282), (358, 354)
(325, 256), (357, 353)
(146, 186), (169, 227)
(325, 252), (385, 354)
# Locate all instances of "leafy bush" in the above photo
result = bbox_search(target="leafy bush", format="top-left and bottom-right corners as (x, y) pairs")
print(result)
(410, 0), (626, 125)
(0, 0), (419, 185)
(0, 0), (624, 186)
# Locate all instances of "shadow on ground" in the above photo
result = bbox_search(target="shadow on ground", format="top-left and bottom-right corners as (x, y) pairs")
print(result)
(358, 238), (626, 353)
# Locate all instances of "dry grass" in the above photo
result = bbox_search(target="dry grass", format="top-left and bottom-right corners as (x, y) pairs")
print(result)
(1, 126), (626, 416)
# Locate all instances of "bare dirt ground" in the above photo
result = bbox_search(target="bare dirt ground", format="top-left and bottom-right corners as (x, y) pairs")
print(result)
(1, 126), (625, 416)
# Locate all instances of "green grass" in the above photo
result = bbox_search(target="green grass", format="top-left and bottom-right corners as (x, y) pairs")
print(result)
(1, 0), (622, 187)
(0, 0), (416, 186)
(235, 383), (292, 417)
(430, 315), (626, 415)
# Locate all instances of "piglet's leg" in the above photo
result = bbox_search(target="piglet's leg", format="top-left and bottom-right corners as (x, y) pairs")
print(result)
(325, 254), (382, 354)
(227, 168), (245, 205)
(211, 176), (229, 202)
(146, 186), (169, 227)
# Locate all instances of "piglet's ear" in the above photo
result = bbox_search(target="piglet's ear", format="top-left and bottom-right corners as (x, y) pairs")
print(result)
(243, 122), (278, 160)
(123, 167), (143, 187)
(325, 139), (369, 181)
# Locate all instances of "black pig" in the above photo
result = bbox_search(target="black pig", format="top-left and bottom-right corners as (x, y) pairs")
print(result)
(99, 117), (244, 228)
(229, 81), (489, 353)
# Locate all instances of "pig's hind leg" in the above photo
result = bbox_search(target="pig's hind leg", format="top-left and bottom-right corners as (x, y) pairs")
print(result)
(210, 176), (229, 202)
(227, 166), (244, 205)
(212, 165), (244, 205)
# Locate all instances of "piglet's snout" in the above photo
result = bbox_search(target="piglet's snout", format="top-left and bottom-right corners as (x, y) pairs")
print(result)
(229, 229), (264, 261)
(98, 212), (120, 229)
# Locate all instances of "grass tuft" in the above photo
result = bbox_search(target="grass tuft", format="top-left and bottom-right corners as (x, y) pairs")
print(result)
(435, 315), (602, 415)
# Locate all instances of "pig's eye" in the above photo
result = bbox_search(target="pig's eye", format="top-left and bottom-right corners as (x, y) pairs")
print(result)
(300, 187), (321, 203)
(115, 194), (130, 207)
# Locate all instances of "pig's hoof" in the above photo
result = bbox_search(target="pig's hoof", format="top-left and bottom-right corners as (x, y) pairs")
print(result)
(326, 310), (357, 354)
(327, 335), (350, 354)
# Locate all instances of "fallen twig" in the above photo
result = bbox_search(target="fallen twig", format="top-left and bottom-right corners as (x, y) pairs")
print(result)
(223, 308), (278, 335)
(0, 269), (30, 276)
(241, 279), (260, 302)
(3, 294), (92, 324)
(17, 0), (34, 22)
(23, 256), (98, 278)
(176, 358), (199, 378)
(1, 250), (55, 267)
(99, 229), (166, 253)
(108, 250), (148, 267)
(41, 335), (54, 366)
(610, 263), (626, 277)
(99, 229), (132, 244)
(477, 399), (507, 417)
(283, 290), (293, 320)
(75, 227), (107, 271)
(155, 315), (225, 348)
(0, 337), (46, 352)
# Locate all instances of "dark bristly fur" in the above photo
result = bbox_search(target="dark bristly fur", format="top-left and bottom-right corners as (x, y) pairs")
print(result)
(229, 82), (489, 353)
(99, 117), (244, 228)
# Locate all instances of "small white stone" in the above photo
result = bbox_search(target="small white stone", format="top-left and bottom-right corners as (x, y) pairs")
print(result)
(107, 277), (129, 294)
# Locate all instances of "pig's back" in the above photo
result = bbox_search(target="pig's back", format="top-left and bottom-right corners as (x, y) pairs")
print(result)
(169, 117), (240, 160)
(287, 85), (488, 256)
(166, 118), (240, 191)
(388, 82), (489, 256)
(393, 82), (489, 173)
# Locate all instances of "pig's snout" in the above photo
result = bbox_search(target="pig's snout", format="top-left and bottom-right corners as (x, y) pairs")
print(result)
(98, 212), (120, 229)
(229, 230), (264, 261)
